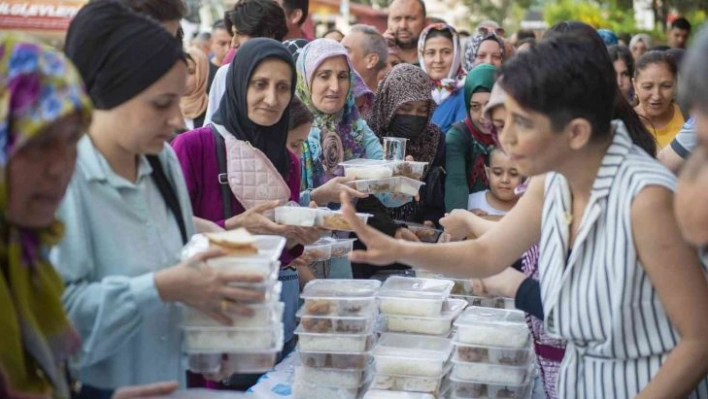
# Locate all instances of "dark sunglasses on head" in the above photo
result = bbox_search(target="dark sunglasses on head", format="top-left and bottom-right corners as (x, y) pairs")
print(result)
(477, 26), (505, 37)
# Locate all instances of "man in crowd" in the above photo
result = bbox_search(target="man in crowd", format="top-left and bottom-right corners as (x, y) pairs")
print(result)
(384, 0), (426, 65)
(341, 25), (389, 92)
(191, 32), (212, 57)
(210, 20), (232, 68)
(668, 17), (691, 49)
(274, 0), (310, 40)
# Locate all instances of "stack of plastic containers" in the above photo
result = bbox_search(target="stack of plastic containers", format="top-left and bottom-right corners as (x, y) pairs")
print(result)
(450, 307), (535, 399)
(293, 279), (382, 399)
(366, 277), (461, 398)
(181, 235), (287, 376)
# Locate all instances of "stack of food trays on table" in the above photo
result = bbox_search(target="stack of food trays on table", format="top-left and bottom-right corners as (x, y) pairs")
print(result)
(180, 229), (287, 376)
(339, 159), (428, 196)
(293, 279), (382, 399)
(450, 307), (535, 399)
(361, 277), (464, 398)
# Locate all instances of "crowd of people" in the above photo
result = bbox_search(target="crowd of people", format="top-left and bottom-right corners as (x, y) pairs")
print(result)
(0, 0), (707, 398)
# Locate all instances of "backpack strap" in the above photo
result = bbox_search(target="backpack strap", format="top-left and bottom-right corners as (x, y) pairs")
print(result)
(146, 155), (188, 245)
(210, 124), (233, 220)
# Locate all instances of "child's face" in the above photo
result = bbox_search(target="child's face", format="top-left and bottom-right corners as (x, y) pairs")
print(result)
(287, 122), (311, 157)
(486, 150), (523, 202)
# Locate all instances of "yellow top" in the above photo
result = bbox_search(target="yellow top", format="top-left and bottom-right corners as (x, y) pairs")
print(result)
(644, 104), (685, 148)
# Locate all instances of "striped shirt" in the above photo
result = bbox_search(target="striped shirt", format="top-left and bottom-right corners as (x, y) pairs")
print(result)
(539, 121), (708, 398)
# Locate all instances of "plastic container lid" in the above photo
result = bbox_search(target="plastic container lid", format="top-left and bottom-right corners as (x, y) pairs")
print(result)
(378, 277), (453, 300)
(454, 307), (526, 328)
(302, 279), (381, 299)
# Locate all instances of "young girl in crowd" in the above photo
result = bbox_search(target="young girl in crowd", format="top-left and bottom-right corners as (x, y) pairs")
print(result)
(608, 44), (635, 103)
(287, 97), (313, 158)
(633, 51), (686, 148)
(180, 47), (209, 130)
(445, 64), (497, 211)
(172, 38), (321, 390)
(467, 147), (523, 216)
(341, 34), (708, 398)
(54, 1), (264, 390)
(418, 23), (468, 134)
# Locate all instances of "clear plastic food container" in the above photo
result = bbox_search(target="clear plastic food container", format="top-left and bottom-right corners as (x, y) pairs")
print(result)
(400, 222), (442, 243)
(391, 161), (428, 180)
(373, 333), (453, 377)
(450, 375), (531, 399)
(451, 294), (515, 310)
(339, 159), (396, 180)
(363, 390), (436, 399)
(298, 309), (376, 334)
(183, 234), (286, 263)
(182, 323), (283, 352)
(204, 257), (280, 281)
(301, 279), (381, 317)
(380, 298), (467, 336)
(182, 301), (284, 328)
(331, 238), (357, 258)
(348, 177), (425, 196)
(292, 371), (370, 399)
(371, 366), (451, 395)
(274, 206), (319, 226)
(451, 361), (531, 386)
(297, 347), (371, 370)
(186, 348), (281, 374)
(296, 326), (376, 352)
(378, 277), (454, 317)
(454, 308), (529, 349)
(294, 366), (368, 389)
(302, 238), (334, 263)
(453, 340), (532, 366)
(316, 209), (372, 231)
(224, 280), (282, 304)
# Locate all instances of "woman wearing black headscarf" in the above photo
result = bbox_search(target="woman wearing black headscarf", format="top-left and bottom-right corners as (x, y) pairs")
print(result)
(53, 0), (264, 389)
(172, 38), (321, 389)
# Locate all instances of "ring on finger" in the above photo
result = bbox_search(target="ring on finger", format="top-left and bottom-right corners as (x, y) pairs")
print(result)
(221, 299), (229, 313)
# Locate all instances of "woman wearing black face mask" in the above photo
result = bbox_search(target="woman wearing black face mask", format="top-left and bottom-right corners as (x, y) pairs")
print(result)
(367, 64), (447, 226)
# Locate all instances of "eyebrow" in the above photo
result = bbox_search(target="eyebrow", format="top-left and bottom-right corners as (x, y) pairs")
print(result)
(511, 112), (532, 125)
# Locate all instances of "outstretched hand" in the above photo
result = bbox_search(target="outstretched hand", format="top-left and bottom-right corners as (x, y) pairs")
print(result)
(340, 192), (405, 266)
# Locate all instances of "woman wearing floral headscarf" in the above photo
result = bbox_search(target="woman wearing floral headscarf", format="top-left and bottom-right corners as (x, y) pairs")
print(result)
(0, 33), (180, 399)
(418, 24), (467, 134)
(296, 39), (410, 278)
(464, 32), (505, 71)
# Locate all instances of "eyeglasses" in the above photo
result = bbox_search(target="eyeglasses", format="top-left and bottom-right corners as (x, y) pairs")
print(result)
(477, 26), (505, 37)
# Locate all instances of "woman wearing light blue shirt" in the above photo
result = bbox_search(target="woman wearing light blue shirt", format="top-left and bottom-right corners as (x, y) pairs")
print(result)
(51, 1), (262, 390)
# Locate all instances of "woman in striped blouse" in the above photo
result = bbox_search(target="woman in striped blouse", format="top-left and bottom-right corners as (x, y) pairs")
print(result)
(340, 34), (708, 398)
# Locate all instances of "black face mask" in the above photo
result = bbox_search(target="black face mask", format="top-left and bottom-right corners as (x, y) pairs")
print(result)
(390, 114), (428, 139)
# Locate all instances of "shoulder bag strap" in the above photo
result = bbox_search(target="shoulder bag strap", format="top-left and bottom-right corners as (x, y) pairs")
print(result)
(210, 124), (233, 220)
(146, 155), (188, 245)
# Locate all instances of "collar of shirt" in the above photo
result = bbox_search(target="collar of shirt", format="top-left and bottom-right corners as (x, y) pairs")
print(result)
(77, 135), (154, 188)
